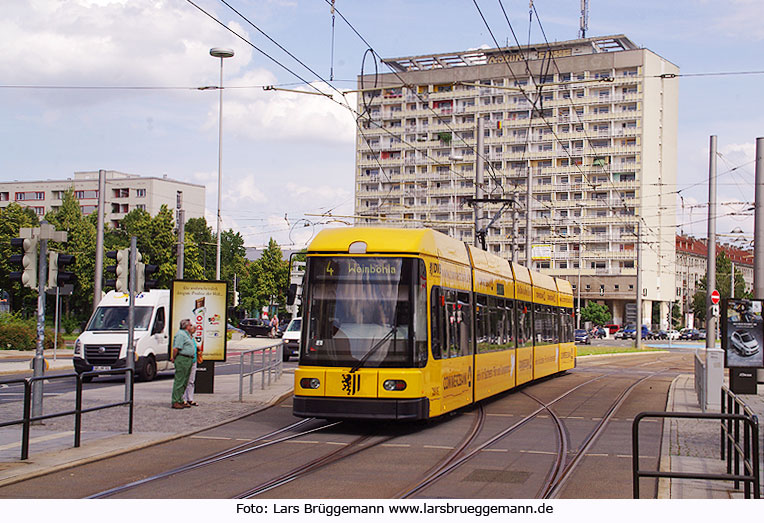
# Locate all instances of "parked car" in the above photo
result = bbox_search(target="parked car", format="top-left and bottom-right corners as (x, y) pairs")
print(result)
(574, 329), (591, 345)
(680, 328), (701, 340)
(698, 329), (706, 340)
(654, 330), (668, 340)
(239, 318), (271, 337)
(616, 325), (636, 340)
(281, 317), (302, 361)
(731, 330), (760, 357)
(227, 323), (244, 336)
(666, 330), (680, 340)
(604, 324), (620, 335)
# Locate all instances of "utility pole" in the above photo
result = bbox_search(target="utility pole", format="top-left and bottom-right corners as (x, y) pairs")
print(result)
(125, 236), (137, 402)
(93, 169), (105, 311)
(176, 190), (185, 280)
(635, 221), (642, 350)
(706, 136), (718, 349)
(755, 137), (764, 298)
(32, 233), (47, 418)
(475, 116), (484, 248)
(526, 161), (532, 266)
(511, 189), (519, 263)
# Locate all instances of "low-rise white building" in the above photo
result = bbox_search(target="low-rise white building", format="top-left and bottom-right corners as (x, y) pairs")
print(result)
(0, 170), (205, 227)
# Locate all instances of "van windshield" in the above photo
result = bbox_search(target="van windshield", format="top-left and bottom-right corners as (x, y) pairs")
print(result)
(87, 306), (154, 331)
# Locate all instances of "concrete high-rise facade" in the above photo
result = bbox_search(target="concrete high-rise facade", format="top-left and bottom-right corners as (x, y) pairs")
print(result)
(354, 35), (678, 328)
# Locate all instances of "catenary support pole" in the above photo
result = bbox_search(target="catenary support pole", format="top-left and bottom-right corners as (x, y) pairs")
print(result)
(475, 116), (484, 248)
(635, 221), (642, 350)
(707, 136), (717, 349)
(755, 137), (764, 298)
(93, 169), (105, 311)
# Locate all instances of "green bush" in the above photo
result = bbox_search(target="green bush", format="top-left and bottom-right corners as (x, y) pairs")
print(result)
(0, 314), (36, 350)
(0, 313), (63, 351)
(61, 315), (80, 335)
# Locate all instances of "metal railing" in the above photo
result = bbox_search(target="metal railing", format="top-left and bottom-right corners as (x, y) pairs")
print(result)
(0, 368), (134, 460)
(238, 341), (284, 401)
(632, 387), (760, 499)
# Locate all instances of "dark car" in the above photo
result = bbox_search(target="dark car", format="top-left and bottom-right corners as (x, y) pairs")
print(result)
(574, 329), (590, 344)
(238, 318), (271, 337)
(680, 329), (701, 340)
(616, 325), (636, 340)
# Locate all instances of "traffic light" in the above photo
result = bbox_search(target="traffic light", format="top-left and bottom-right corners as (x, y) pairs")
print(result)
(9, 237), (38, 289)
(136, 262), (159, 293)
(234, 291), (240, 307)
(105, 249), (129, 292)
(48, 252), (75, 289)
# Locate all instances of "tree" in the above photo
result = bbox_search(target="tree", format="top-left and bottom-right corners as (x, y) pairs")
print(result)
(579, 302), (611, 326)
(671, 302), (682, 329)
(240, 239), (288, 316)
(46, 189), (97, 318)
(0, 203), (40, 314)
(691, 251), (750, 322)
(185, 217), (215, 281)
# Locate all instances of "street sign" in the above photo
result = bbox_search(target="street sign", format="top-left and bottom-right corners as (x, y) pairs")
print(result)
(711, 290), (721, 305)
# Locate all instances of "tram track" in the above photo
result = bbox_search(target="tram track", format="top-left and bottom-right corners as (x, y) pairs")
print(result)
(89, 417), (336, 498)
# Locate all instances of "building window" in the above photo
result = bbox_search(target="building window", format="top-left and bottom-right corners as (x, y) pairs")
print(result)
(113, 188), (129, 198)
(0, 192), (8, 201)
(136, 189), (146, 198)
(16, 192), (45, 201)
(136, 204), (146, 211)
(32, 207), (45, 216)
(75, 190), (98, 199)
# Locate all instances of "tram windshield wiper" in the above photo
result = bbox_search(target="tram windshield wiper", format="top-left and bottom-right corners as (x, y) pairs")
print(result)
(349, 323), (397, 374)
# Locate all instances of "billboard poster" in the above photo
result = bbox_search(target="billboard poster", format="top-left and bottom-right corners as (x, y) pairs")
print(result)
(722, 299), (764, 368)
(170, 280), (228, 362)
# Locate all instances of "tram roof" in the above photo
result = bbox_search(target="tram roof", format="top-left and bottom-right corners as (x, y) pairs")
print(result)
(467, 245), (513, 279)
(510, 262), (531, 285)
(528, 270), (558, 293)
(307, 227), (471, 265)
(555, 278), (573, 296)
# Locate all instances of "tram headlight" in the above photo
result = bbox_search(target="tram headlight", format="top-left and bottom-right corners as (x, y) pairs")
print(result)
(300, 377), (321, 389)
(383, 379), (406, 391)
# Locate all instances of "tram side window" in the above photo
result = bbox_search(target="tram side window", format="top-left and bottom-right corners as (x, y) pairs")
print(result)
(504, 299), (515, 349)
(413, 260), (428, 366)
(535, 304), (556, 344)
(431, 286), (444, 360)
(516, 301), (533, 348)
(476, 295), (490, 353)
(445, 290), (472, 358)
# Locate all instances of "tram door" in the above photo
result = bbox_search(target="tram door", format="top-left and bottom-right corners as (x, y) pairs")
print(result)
(431, 287), (473, 415)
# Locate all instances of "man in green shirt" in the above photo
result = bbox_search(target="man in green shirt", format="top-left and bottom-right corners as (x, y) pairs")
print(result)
(171, 318), (197, 409)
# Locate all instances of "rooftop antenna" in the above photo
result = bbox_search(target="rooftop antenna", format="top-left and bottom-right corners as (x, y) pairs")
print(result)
(579, 0), (589, 39)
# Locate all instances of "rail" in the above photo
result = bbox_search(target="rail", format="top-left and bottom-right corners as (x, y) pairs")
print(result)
(0, 368), (134, 460)
(632, 387), (760, 499)
(238, 341), (284, 401)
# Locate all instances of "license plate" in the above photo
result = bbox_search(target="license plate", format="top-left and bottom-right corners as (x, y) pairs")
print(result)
(92, 366), (111, 371)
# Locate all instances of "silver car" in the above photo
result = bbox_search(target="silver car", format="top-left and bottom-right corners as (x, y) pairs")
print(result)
(731, 330), (759, 357)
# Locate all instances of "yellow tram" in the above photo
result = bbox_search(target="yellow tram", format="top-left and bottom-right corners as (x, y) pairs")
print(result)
(293, 227), (575, 420)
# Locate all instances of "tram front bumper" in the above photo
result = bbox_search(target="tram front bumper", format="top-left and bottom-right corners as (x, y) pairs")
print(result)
(293, 396), (429, 421)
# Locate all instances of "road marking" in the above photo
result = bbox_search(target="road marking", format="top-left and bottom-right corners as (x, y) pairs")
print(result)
(190, 435), (231, 440)
(0, 431), (74, 451)
(480, 448), (508, 453)
(522, 450), (556, 455)
(325, 441), (349, 446)
(424, 445), (454, 450)
(235, 438), (252, 441)
(585, 453), (609, 457)
(565, 416), (585, 419)
(287, 440), (319, 444)
(486, 413), (514, 417)
(381, 443), (411, 448)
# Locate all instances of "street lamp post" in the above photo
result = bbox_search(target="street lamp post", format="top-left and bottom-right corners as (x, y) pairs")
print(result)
(210, 47), (234, 281)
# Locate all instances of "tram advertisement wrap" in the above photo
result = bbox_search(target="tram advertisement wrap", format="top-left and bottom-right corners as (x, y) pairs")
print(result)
(171, 280), (228, 362)
(722, 299), (764, 368)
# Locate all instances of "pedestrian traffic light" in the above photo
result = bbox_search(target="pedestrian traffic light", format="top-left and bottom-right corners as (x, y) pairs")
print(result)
(48, 252), (75, 289)
(105, 249), (128, 292)
(9, 237), (38, 289)
(136, 262), (159, 293)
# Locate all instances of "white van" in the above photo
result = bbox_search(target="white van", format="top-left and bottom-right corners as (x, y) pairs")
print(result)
(73, 290), (171, 381)
(282, 317), (301, 362)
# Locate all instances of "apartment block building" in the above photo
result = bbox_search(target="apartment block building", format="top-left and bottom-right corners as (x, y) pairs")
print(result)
(354, 35), (678, 327)
(0, 170), (205, 228)
(676, 235), (754, 326)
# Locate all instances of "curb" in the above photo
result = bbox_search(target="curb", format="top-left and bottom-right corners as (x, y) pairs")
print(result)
(656, 374), (680, 499)
(0, 387), (295, 488)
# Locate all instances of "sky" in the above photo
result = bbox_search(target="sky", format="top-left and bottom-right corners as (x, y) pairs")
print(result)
(1, 0), (763, 251)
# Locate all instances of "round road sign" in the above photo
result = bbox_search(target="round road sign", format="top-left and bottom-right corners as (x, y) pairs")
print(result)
(710, 290), (720, 305)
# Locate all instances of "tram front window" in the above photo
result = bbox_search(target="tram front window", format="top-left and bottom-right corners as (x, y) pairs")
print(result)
(302, 257), (425, 368)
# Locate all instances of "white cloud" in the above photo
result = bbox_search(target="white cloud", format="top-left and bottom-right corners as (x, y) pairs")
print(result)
(219, 74), (357, 144)
(713, 0), (764, 40)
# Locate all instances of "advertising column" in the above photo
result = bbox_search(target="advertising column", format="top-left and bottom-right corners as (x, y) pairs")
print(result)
(170, 280), (228, 393)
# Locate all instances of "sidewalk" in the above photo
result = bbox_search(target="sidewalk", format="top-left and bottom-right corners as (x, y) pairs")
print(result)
(0, 338), (293, 487)
(659, 374), (764, 499)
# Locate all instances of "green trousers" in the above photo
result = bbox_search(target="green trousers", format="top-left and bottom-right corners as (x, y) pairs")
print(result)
(172, 354), (194, 405)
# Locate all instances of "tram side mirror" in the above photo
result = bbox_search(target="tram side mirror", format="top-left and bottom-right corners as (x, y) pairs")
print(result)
(286, 284), (297, 306)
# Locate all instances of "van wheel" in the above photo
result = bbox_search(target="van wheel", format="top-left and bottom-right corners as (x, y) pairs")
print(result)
(139, 356), (157, 382)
